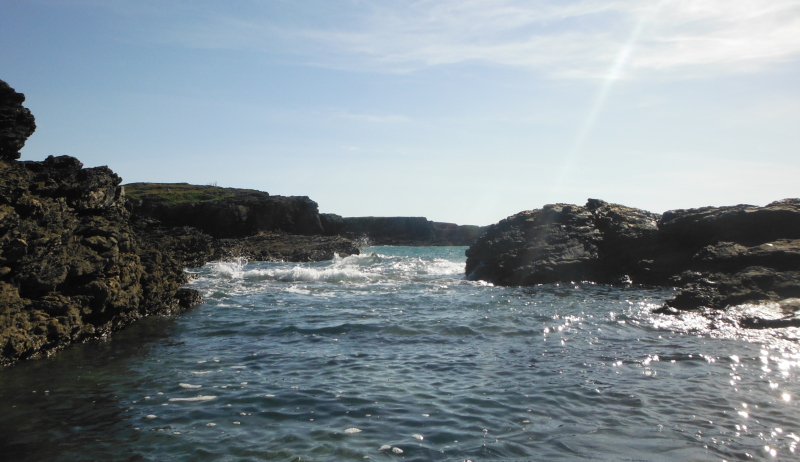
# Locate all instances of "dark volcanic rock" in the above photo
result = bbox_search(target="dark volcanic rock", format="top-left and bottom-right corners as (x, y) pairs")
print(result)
(124, 183), (362, 262)
(0, 79), (360, 367)
(658, 199), (800, 311)
(214, 232), (360, 262)
(125, 183), (324, 238)
(465, 200), (658, 285)
(0, 80), (36, 161)
(466, 198), (800, 324)
(323, 214), (486, 246)
(0, 156), (212, 366)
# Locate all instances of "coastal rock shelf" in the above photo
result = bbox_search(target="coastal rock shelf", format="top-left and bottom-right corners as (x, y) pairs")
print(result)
(125, 183), (487, 247)
(466, 198), (800, 325)
(125, 182), (325, 238)
(0, 153), (207, 365)
(0, 79), (360, 366)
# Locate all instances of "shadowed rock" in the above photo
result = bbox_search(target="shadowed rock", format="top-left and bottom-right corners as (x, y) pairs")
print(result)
(0, 156), (212, 366)
(125, 183), (324, 238)
(0, 80), (36, 161)
(322, 214), (487, 246)
(466, 198), (800, 326)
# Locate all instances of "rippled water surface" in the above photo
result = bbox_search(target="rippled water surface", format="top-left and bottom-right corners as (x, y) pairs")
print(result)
(2, 246), (800, 461)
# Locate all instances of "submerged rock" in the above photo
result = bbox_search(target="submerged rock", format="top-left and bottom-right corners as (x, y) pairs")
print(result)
(466, 198), (800, 325)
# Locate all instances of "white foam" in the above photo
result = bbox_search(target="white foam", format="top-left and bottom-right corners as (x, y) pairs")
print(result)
(179, 383), (202, 389)
(168, 395), (216, 402)
(207, 257), (249, 279)
(344, 428), (362, 433)
(254, 266), (369, 283)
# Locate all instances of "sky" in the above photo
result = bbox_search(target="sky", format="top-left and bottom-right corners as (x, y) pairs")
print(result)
(2, 0), (799, 226)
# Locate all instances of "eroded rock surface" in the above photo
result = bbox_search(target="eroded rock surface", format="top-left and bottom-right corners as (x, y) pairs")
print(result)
(0, 79), (358, 366)
(465, 200), (659, 285)
(0, 81), (216, 365)
(466, 199), (800, 324)
(0, 80), (36, 161)
(0, 156), (210, 365)
(214, 233), (361, 262)
(125, 183), (325, 238)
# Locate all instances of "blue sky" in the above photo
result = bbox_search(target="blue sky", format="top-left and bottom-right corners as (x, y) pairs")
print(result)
(2, 0), (799, 225)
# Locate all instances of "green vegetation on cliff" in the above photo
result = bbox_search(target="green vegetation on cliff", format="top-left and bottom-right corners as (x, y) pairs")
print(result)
(124, 183), (240, 205)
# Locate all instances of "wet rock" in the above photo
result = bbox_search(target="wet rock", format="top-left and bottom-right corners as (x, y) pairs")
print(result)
(213, 232), (360, 262)
(466, 198), (800, 326)
(465, 200), (657, 285)
(175, 287), (203, 309)
(0, 154), (217, 366)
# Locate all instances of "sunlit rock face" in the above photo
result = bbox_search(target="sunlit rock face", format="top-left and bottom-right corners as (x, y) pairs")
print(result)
(659, 199), (800, 315)
(466, 198), (800, 320)
(0, 80), (36, 161)
(465, 199), (660, 286)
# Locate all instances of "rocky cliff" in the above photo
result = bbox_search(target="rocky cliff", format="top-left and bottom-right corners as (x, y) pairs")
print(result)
(466, 199), (800, 326)
(321, 214), (486, 246)
(0, 153), (215, 366)
(125, 184), (486, 247)
(125, 183), (325, 238)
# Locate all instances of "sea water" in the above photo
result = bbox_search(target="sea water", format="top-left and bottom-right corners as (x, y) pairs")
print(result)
(1, 246), (800, 461)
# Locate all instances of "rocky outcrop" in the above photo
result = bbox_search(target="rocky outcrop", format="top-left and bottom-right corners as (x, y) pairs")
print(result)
(124, 183), (361, 261)
(214, 233), (361, 262)
(0, 80), (221, 365)
(124, 183), (486, 247)
(657, 199), (800, 313)
(465, 200), (660, 285)
(0, 79), (360, 366)
(466, 199), (800, 323)
(125, 183), (325, 238)
(321, 214), (486, 246)
(0, 155), (214, 366)
(0, 80), (36, 161)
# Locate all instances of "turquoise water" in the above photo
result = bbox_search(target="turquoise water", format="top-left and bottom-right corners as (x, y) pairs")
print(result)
(1, 246), (800, 461)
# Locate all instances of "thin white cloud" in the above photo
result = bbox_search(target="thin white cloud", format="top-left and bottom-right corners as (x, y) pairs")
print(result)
(334, 111), (411, 123)
(634, 0), (800, 74)
(106, 0), (800, 78)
